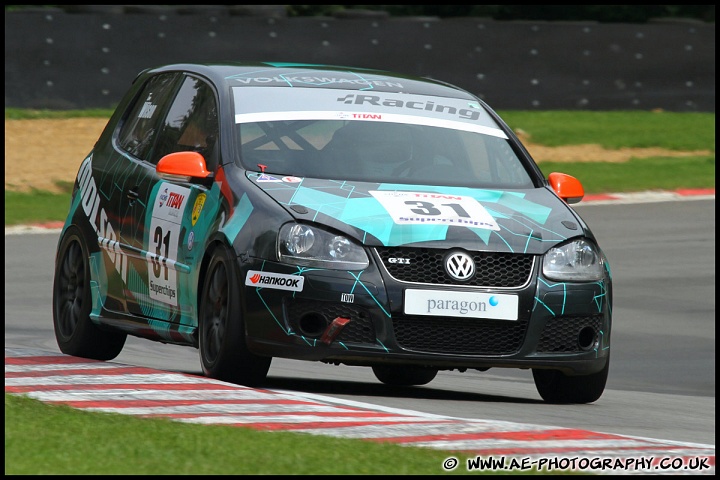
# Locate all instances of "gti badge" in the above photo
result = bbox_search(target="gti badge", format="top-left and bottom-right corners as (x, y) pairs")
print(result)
(388, 257), (411, 264)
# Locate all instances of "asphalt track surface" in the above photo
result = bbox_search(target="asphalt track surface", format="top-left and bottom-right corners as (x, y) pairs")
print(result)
(5, 188), (716, 475)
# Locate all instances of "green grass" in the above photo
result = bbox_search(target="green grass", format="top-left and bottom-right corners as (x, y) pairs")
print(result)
(5, 107), (115, 120)
(499, 110), (715, 151)
(4, 188), (74, 226)
(6, 393), (538, 475)
(537, 156), (715, 194)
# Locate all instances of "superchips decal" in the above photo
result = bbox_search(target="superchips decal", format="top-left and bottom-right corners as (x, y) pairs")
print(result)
(369, 190), (500, 231)
(147, 182), (191, 306)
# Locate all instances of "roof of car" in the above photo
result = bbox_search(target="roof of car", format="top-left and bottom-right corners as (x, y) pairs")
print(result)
(144, 62), (478, 100)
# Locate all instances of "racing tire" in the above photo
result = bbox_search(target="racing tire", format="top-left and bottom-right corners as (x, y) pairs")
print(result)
(532, 355), (610, 404)
(199, 245), (271, 387)
(52, 227), (127, 360)
(372, 365), (438, 386)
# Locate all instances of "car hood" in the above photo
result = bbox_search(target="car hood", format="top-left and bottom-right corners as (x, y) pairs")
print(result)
(249, 174), (586, 254)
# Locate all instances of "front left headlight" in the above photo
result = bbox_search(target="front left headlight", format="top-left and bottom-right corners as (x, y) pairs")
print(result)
(278, 223), (369, 270)
(542, 238), (604, 281)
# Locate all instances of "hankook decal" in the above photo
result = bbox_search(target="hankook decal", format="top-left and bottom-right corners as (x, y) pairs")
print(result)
(246, 270), (305, 292)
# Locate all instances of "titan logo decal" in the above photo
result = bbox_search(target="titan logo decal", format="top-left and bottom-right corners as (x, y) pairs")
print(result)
(245, 270), (304, 292)
(166, 192), (185, 209)
(191, 193), (206, 226)
(77, 155), (126, 283)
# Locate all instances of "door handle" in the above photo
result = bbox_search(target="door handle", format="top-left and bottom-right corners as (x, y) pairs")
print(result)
(127, 187), (139, 205)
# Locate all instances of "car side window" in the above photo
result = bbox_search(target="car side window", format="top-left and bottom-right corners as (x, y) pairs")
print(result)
(117, 73), (181, 161)
(150, 76), (219, 167)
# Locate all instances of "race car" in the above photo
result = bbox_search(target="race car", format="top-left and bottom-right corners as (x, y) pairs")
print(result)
(53, 62), (612, 403)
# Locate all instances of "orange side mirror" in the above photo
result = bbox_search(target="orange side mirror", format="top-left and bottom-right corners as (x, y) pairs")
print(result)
(548, 172), (584, 204)
(157, 151), (212, 180)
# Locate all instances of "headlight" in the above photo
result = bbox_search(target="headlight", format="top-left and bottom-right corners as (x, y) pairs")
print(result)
(542, 238), (604, 281)
(278, 223), (369, 270)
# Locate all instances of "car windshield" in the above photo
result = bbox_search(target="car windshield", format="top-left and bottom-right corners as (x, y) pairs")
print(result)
(232, 87), (534, 188)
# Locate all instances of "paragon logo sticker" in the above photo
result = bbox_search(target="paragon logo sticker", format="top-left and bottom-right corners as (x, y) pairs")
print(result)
(404, 289), (518, 320)
(245, 270), (304, 292)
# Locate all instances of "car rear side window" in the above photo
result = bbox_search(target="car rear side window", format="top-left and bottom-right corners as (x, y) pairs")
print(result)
(117, 73), (180, 161)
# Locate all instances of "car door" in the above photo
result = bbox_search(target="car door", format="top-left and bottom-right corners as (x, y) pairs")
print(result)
(117, 73), (220, 324)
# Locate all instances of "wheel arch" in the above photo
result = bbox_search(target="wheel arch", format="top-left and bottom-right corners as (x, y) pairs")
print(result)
(193, 235), (241, 346)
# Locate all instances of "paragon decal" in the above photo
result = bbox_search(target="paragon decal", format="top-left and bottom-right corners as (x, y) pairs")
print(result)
(427, 298), (486, 315)
(404, 289), (518, 320)
(245, 270), (305, 292)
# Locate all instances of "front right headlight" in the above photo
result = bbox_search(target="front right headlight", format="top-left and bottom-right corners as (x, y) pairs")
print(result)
(542, 238), (604, 281)
(278, 223), (369, 270)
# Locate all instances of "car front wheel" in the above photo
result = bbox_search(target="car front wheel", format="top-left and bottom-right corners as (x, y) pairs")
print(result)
(199, 245), (271, 386)
(372, 365), (438, 386)
(532, 355), (610, 404)
(52, 227), (126, 360)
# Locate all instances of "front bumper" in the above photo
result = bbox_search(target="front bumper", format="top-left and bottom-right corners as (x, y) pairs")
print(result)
(241, 251), (611, 376)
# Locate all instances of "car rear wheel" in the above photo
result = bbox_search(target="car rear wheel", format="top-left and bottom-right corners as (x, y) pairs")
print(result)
(372, 365), (438, 386)
(199, 245), (271, 386)
(52, 227), (126, 360)
(532, 355), (610, 404)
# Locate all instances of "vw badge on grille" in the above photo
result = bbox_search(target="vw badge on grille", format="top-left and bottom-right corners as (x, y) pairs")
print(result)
(445, 251), (475, 281)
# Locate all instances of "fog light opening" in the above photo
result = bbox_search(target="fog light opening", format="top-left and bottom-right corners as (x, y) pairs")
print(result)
(578, 326), (597, 351)
(298, 313), (328, 337)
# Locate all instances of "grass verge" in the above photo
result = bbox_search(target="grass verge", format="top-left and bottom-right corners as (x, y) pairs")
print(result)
(6, 393), (533, 475)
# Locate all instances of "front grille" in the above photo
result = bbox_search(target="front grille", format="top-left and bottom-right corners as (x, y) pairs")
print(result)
(376, 247), (534, 287)
(392, 314), (529, 355)
(537, 315), (603, 353)
(284, 299), (376, 344)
